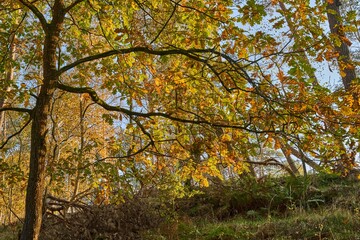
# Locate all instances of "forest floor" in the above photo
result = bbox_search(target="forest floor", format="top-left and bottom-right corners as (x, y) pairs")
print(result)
(143, 173), (360, 240)
(1, 173), (360, 239)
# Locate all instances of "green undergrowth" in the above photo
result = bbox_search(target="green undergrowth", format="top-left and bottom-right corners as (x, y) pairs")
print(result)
(148, 209), (360, 240)
(2, 173), (360, 239)
(0, 223), (20, 240)
(143, 173), (360, 239)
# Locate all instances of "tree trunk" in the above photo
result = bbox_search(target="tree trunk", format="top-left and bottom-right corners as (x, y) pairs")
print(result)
(20, 91), (54, 240)
(20, 1), (65, 239)
(0, 31), (15, 139)
(282, 141), (322, 172)
(71, 95), (86, 200)
(326, 0), (357, 91)
(326, 0), (357, 173)
(279, 142), (300, 175)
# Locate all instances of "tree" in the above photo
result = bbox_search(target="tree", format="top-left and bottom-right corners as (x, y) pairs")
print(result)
(3, 1), (258, 238)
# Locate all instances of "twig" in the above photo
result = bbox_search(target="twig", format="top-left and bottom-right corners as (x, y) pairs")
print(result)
(0, 118), (32, 149)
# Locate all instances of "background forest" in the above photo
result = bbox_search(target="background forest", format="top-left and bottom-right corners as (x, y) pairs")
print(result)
(0, 0), (359, 239)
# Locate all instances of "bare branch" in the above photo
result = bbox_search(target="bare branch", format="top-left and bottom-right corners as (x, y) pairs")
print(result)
(71, 142), (153, 171)
(0, 118), (32, 149)
(132, 117), (155, 146)
(96, 142), (153, 162)
(133, 0), (161, 24)
(46, 194), (89, 210)
(0, 107), (33, 114)
(282, 140), (322, 172)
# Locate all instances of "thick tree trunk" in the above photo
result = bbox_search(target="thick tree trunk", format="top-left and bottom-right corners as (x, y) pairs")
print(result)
(20, 1), (65, 239)
(21, 89), (53, 240)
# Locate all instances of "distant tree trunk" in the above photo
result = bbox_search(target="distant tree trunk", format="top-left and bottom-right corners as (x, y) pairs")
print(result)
(326, 0), (357, 91)
(71, 95), (86, 200)
(279, 0), (357, 175)
(282, 141), (322, 172)
(7, 188), (13, 224)
(326, 0), (357, 173)
(20, 1), (65, 239)
(0, 31), (15, 139)
(279, 142), (300, 175)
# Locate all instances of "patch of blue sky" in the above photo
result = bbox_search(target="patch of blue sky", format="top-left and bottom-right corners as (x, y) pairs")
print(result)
(228, 0), (344, 91)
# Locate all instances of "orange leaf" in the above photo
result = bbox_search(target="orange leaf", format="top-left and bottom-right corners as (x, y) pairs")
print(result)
(274, 139), (281, 150)
(277, 70), (285, 82)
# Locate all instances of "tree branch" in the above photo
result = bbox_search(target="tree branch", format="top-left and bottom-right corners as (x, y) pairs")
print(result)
(170, 0), (225, 23)
(56, 82), (278, 134)
(245, 158), (295, 177)
(64, 0), (86, 13)
(0, 118), (32, 149)
(71, 142), (153, 171)
(282, 140), (322, 172)
(150, 0), (179, 44)
(132, 117), (155, 146)
(17, 0), (48, 30)
(57, 47), (220, 75)
(0, 107), (33, 114)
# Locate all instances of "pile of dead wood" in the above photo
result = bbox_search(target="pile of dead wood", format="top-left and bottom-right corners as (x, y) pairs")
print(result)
(40, 195), (165, 240)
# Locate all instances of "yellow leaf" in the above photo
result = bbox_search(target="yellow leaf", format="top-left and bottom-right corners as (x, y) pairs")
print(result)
(200, 178), (209, 187)
(221, 134), (232, 142)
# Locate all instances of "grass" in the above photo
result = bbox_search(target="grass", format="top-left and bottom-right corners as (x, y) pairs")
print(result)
(143, 174), (360, 240)
(143, 208), (360, 240)
(0, 223), (20, 240)
(2, 174), (360, 239)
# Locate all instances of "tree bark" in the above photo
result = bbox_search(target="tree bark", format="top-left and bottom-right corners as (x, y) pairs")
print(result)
(326, 0), (357, 91)
(0, 31), (15, 139)
(279, 142), (300, 175)
(20, 1), (65, 239)
(326, 0), (357, 173)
